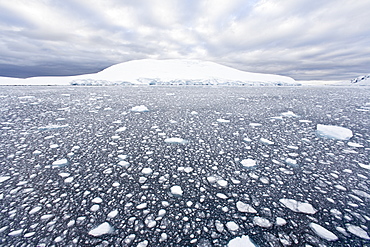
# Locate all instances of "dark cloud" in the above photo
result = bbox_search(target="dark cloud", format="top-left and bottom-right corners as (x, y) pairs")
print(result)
(0, 0), (369, 80)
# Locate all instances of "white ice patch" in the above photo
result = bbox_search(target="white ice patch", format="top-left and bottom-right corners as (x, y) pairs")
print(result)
(358, 163), (370, 170)
(0, 176), (10, 183)
(309, 223), (338, 241)
(115, 127), (127, 132)
(253, 217), (272, 228)
(346, 224), (370, 240)
(240, 159), (257, 168)
(279, 199), (317, 214)
(107, 209), (118, 218)
(118, 161), (130, 168)
(347, 142), (364, 148)
(276, 217), (287, 226)
(285, 158), (297, 166)
(92, 197), (103, 203)
(236, 201), (257, 213)
(216, 193), (228, 199)
(352, 189), (370, 199)
(281, 111), (299, 118)
(170, 186), (183, 197)
(131, 105), (149, 112)
(38, 124), (69, 131)
(88, 222), (113, 237)
(164, 138), (188, 144)
(316, 124), (353, 140)
(217, 118), (230, 123)
(29, 206), (42, 215)
(260, 138), (274, 145)
(228, 235), (256, 247)
(52, 159), (68, 168)
(226, 221), (239, 232)
(141, 168), (153, 175)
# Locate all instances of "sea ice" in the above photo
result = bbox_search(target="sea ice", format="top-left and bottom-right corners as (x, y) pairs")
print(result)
(164, 138), (188, 144)
(217, 118), (230, 123)
(236, 201), (257, 213)
(115, 127), (127, 132)
(0, 176), (10, 183)
(279, 199), (317, 214)
(316, 124), (353, 140)
(240, 159), (257, 168)
(52, 159), (68, 168)
(228, 235), (256, 247)
(226, 221), (239, 231)
(253, 217), (272, 228)
(131, 105), (149, 112)
(281, 111), (299, 118)
(107, 209), (118, 218)
(170, 186), (183, 197)
(88, 222), (113, 237)
(276, 217), (287, 226)
(346, 224), (370, 240)
(142, 168), (153, 175)
(260, 138), (274, 145)
(309, 223), (338, 241)
(38, 124), (69, 131)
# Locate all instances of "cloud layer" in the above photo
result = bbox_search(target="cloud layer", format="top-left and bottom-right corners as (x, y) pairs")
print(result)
(0, 0), (369, 80)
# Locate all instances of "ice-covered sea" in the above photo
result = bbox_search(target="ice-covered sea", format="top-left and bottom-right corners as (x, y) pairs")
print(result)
(0, 86), (369, 246)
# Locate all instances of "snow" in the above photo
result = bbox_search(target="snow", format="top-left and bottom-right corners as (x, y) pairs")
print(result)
(316, 124), (353, 140)
(170, 185), (183, 197)
(309, 223), (338, 241)
(164, 138), (188, 144)
(0, 59), (297, 85)
(240, 159), (257, 168)
(88, 222), (113, 237)
(236, 201), (257, 213)
(131, 105), (149, 112)
(279, 199), (317, 214)
(228, 235), (256, 247)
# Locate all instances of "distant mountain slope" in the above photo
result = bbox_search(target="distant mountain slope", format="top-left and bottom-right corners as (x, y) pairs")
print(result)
(0, 59), (298, 86)
(349, 74), (370, 85)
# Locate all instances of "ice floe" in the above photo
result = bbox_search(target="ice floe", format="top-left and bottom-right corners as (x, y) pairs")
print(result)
(0, 176), (10, 183)
(236, 201), (257, 213)
(170, 185), (183, 197)
(309, 223), (338, 241)
(228, 235), (256, 247)
(52, 159), (68, 168)
(240, 159), (257, 168)
(131, 105), (149, 112)
(38, 124), (69, 131)
(253, 217), (272, 228)
(260, 138), (274, 145)
(164, 138), (188, 144)
(88, 222), (113, 237)
(279, 199), (317, 214)
(346, 224), (370, 240)
(316, 124), (353, 140)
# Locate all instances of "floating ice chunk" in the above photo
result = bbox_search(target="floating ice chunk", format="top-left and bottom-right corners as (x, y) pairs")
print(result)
(92, 197), (103, 203)
(137, 240), (149, 247)
(249, 123), (262, 127)
(118, 161), (130, 168)
(309, 223), (338, 241)
(217, 179), (228, 187)
(107, 209), (118, 218)
(8, 229), (23, 236)
(352, 189), (370, 199)
(279, 199), (317, 214)
(159, 233), (168, 242)
(136, 203), (147, 209)
(131, 105), (149, 112)
(41, 214), (54, 220)
(29, 206), (42, 215)
(236, 201), (257, 213)
(170, 186), (183, 197)
(207, 176), (217, 183)
(0, 176), (10, 183)
(33, 150), (42, 155)
(347, 142), (364, 148)
(217, 118), (230, 123)
(358, 163), (370, 170)
(346, 224), (370, 240)
(228, 235), (256, 247)
(52, 159), (68, 168)
(190, 111), (198, 115)
(240, 159), (257, 168)
(64, 177), (74, 183)
(285, 158), (297, 166)
(260, 138), (274, 145)
(88, 222), (113, 237)
(276, 217), (287, 226)
(118, 155), (127, 160)
(253, 217), (272, 228)
(158, 209), (166, 217)
(216, 193), (228, 199)
(316, 124), (353, 140)
(24, 232), (35, 238)
(164, 138), (188, 144)
(281, 111), (299, 118)
(299, 119), (312, 123)
(59, 172), (70, 178)
(90, 205), (100, 212)
(38, 124), (69, 131)
(226, 221), (239, 231)
(115, 127), (127, 132)
(141, 168), (153, 175)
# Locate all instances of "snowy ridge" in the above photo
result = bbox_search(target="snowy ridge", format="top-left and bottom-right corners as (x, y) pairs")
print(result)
(335, 74), (370, 86)
(0, 59), (298, 86)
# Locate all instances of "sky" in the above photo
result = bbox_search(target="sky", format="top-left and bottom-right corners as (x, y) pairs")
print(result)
(0, 0), (370, 81)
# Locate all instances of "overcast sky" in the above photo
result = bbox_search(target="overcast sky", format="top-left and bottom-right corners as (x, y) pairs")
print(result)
(0, 0), (369, 80)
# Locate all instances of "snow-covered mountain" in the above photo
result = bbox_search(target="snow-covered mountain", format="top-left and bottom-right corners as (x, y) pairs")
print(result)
(0, 59), (298, 86)
(349, 74), (370, 85)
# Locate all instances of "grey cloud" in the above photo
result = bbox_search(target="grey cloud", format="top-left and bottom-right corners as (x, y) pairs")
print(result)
(0, 0), (369, 80)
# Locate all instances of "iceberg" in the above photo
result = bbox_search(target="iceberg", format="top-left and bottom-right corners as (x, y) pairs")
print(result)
(316, 124), (353, 140)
